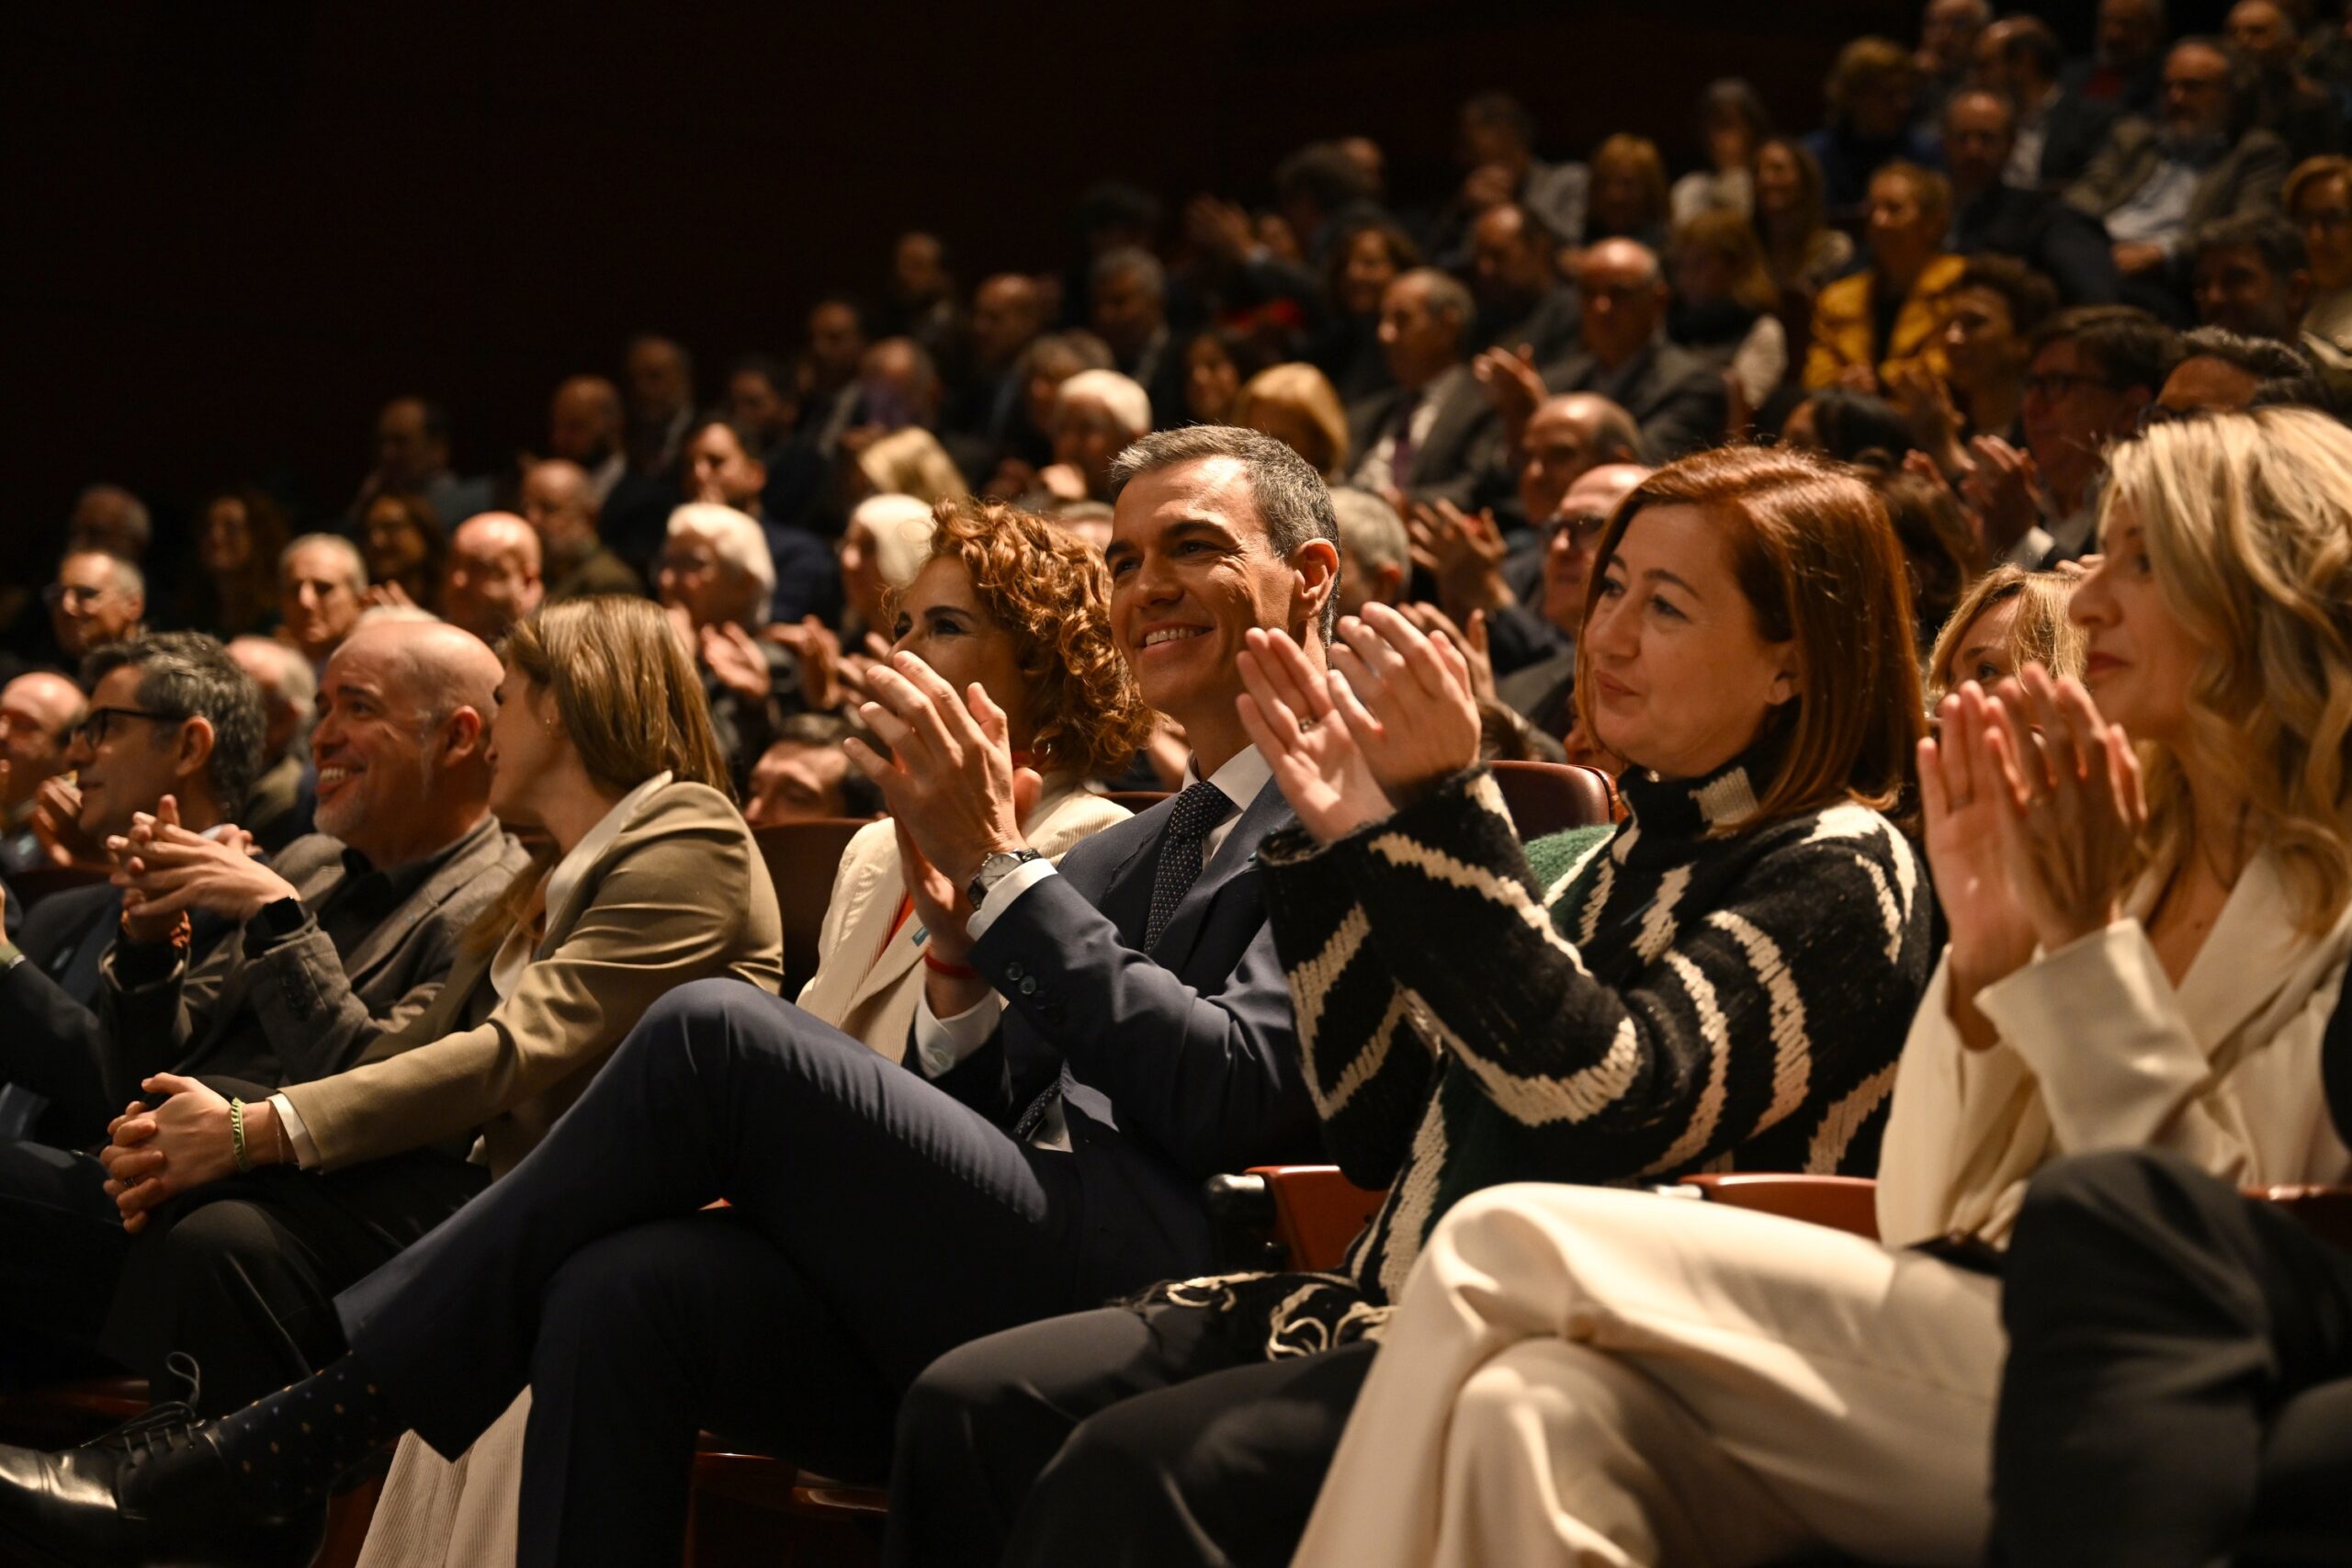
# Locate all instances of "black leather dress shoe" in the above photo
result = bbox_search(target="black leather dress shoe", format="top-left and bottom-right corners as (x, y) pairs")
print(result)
(0, 1403), (325, 1568)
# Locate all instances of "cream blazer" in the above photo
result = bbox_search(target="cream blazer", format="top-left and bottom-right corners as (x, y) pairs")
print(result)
(1878, 849), (2352, 1247)
(795, 778), (1132, 1059)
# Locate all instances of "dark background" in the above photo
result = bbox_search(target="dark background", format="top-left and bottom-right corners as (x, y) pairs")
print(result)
(13, 0), (2189, 576)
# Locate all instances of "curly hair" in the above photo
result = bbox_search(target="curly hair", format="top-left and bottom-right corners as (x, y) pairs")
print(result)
(898, 498), (1155, 778)
(2105, 410), (2352, 934)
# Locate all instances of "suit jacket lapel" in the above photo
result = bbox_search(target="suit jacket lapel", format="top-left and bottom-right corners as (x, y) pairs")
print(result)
(1147, 777), (1291, 976)
(338, 823), (499, 987)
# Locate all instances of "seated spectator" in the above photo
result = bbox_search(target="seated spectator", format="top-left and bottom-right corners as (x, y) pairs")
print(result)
(1668, 209), (1791, 414)
(1039, 369), (1152, 504)
(1669, 78), (1773, 226)
(1583, 133), (1670, 254)
(1327, 486), (1410, 615)
(621, 333), (695, 484)
(720, 352), (800, 474)
(797, 500), (1149, 1056)
(797, 296), (872, 460)
(1805, 162), (1964, 391)
(1232, 362), (1351, 482)
(2067, 37), (2291, 308)
(989, 330), (1114, 495)
(277, 534), (367, 673)
(1977, 14), (2117, 190)
(1925, 563), (2085, 702)
(344, 397), (492, 545)
(1912, 0), (1990, 132)
(741, 715), (882, 828)
(62, 599), (780, 1427)
(1179, 328), (1251, 427)
(1868, 465), (1984, 654)
(1465, 202), (1580, 365)
(1970, 304), (2179, 569)
(1943, 88), (2121, 306)
(2227, 0), (2346, 162)
(2065, 0), (2171, 121)
(2154, 323), (2316, 413)
(1781, 384), (1916, 459)
(181, 488), (288, 641)
(854, 424), (970, 507)
(518, 458), (643, 603)
(2287, 154), (2352, 369)
(1309, 213), (1419, 403)
(1752, 136), (1856, 299)
(65, 483), (152, 564)
(48, 548), (145, 663)
(1899, 254), (2060, 473)
(1494, 461), (1649, 741)
(439, 513), (544, 648)
(1804, 37), (1940, 225)
(0, 671), (84, 877)
(844, 334), (943, 446)
(358, 492), (446, 611)
(1346, 268), (1498, 506)
(2190, 213), (2315, 348)
(658, 503), (803, 783)
(1531, 239), (1727, 460)
(223, 636), (316, 854)
(882, 231), (962, 367)
(1089, 247), (1183, 429)
(0, 636), (259, 1140)
(1444, 89), (1589, 259)
(938, 274), (1046, 476)
(1275, 407), (2352, 1568)
(890, 443), (1935, 1566)
(18, 428), (1336, 1565)
(683, 414), (839, 626)
(544, 375), (628, 506)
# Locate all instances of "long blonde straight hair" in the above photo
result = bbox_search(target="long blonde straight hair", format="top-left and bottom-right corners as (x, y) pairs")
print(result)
(2103, 410), (2352, 933)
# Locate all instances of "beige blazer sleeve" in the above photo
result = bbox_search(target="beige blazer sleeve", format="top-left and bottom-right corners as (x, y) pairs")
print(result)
(281, 784), (784, 1175)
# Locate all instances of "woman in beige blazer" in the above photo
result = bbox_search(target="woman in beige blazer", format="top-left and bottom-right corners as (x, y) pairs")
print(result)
(797, 496), (1156, 1057)
(1283, 409), (2352, 1568)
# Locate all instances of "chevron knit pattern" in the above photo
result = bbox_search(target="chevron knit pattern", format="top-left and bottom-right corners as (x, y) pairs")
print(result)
(1148, 748), (1932, 1359)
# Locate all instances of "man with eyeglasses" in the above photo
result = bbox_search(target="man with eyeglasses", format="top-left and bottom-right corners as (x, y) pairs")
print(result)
(1967, 304), (2180, 570)
(45, 549), (145, 665)
(1498, 463), (1650, 745)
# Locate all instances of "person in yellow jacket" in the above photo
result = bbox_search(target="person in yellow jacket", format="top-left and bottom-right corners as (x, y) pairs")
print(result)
(1805, 161), (1967, 391)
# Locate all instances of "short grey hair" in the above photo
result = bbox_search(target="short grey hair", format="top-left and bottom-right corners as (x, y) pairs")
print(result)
(1329, 487), (1409, 579)
(229, 634), (317, 759)
(1091, 245), (1167, 303)
(1107, 425), (1342, 638)
(668, 502), (776, 600)
(1399, 266), (1475, 337)
(62, 548), (144, 602)
(282, 533), (368, 595)
(79, 631), (266, 816)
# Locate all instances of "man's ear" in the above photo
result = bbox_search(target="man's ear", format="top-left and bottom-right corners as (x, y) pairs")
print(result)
(441, 705), (489, 765)
(1295, 538), (1341, 626)
(175, 716), (218, 785)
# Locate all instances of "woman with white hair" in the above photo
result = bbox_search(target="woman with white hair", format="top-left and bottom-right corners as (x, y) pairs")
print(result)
(1037, 367), (1152, 502)
(656, 502), (795, 784)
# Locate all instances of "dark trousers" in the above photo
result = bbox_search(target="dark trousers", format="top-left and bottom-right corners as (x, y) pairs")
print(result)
(1996, 1149), (2352, 1568)
(334, 980), (1091, 1568)
(0, 1140), (130, 1386)
(888, 1305), (1376, 1568)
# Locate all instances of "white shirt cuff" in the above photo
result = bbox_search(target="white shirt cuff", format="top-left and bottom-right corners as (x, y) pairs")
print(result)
(965, 858), (1059, 942)
(267, 1091), (320, 1169)
(913, 987), (1004, 1078)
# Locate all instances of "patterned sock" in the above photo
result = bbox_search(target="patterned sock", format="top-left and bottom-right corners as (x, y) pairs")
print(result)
(205, 1352), (401, 1511)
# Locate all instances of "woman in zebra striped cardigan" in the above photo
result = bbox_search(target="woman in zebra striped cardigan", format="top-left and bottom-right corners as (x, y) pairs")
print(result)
(886, 444), (1937, 1568)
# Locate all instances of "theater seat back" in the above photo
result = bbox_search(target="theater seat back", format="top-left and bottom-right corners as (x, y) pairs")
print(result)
(753, 818), (877, 998)
(1487, 760), (1618, 837)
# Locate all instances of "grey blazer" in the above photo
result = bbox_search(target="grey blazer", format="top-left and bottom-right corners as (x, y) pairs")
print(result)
(95, 816), (523, 1109)
(2064, 119), (2291, 234)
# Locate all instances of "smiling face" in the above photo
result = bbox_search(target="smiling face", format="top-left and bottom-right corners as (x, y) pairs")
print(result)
(280, 541), (365, 660)
(63, 664), (188, 839)
(1940, 285), (2025, 394)
(51, 551), (143, 659)
(889, 557), (1033, 751)
(2069, 501), (2203, 747)
(311, 632), (445, 858)
(1104, 457), (1324, 737)
(1581, 502), (1798, 778)
(198, 497), (253, 576)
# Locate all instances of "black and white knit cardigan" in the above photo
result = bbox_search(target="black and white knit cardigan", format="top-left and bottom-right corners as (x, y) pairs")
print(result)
(1148, 748), (1932, 1355)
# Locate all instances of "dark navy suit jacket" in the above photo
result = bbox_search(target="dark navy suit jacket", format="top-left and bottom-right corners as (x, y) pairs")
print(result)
(940, 777), (1323, 1300)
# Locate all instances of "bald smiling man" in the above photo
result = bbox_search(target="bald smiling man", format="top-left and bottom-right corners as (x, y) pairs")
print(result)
(0, 620), (526, 1409)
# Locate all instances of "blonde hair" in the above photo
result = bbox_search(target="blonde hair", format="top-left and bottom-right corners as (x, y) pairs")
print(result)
(848, 494), (940, 594)
(1231, 363), (1351, 479)
(666, 504), (774, 600)
(856, 427), (970, 506)
(2105, 409), (2352, 932)
(1924, 565), (2085, 704)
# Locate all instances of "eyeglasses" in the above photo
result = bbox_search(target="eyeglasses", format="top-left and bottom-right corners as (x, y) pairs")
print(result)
(2021, 370), (2118, 400)
(41, 582), (114, 611)
(1543, 511), (1612, 549)
(72, 706), (176, 748)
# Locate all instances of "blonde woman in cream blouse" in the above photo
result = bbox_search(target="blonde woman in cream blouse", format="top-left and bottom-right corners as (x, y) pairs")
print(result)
(1282, 408), (2352, 1568)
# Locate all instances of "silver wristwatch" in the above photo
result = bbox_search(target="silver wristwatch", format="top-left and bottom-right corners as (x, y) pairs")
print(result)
(967, 848), (1046, 910)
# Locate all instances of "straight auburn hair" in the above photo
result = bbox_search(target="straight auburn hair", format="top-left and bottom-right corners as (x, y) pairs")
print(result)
(501, 594), (733, 800)
(1574, 444), (1925, 831)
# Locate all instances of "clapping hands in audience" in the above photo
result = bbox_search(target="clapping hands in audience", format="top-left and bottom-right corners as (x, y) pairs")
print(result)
(107, 794), (288, 934)
(1238, 604), (1482, 844)
(1406, 501), (1512, 625)
(1472, 343), (1546, 453)
(29, 773), (95, 868)
(1960, 434), (2044, 558)
(1396, 602), (1498, 705)
(699, 621), (774, 705)
(844, 651), (1043, 897)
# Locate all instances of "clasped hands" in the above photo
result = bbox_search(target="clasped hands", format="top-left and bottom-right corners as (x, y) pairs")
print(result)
(844, 652), (1041, 965)
(1237, 603), (1483, 845)
(1919, 665), (2147, 1012)
(100, 1073), (285, 1232)
(105, 795), (287, 942)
